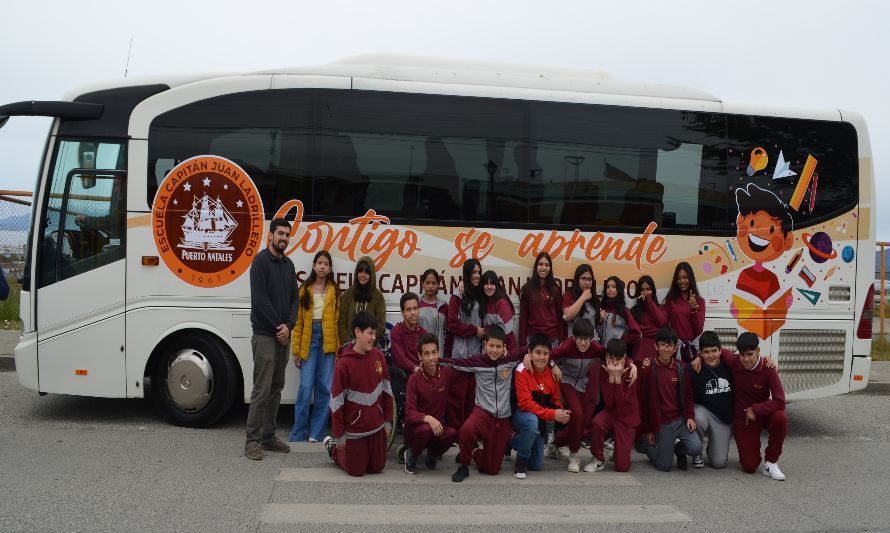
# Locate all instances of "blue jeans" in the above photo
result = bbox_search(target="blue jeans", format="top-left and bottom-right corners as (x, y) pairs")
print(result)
(510, 410), (544, 470)
(643, 418), (703, 472)
(290, 323), (335, 441)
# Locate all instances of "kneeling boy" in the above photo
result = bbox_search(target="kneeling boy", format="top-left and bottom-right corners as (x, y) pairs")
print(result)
(587, 338), (639, 472)
(402, 332), (458, 474)
(512, 333), (571, 479)
(638, 327), (702, 471)
(730, 332), (788, 480)
(442, 326), (525, 482)
(323, 312), (393, 477)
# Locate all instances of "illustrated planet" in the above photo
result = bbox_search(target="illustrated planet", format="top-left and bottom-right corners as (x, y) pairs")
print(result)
(802, 231), (837, 263)
(842, 246), (855, 263)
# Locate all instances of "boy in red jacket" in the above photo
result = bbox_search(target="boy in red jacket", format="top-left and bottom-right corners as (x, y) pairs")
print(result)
(402, 332), (458, 475)
(586, 338), (640, 473)
(638, 327), (702, 471)
(511, 333), (571, 479)
(323, 312), (394, 477)
(729, 332), (788, 480)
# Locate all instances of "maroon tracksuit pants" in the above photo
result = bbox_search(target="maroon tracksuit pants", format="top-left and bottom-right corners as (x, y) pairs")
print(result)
(733, 410), (787, 473)
(458, 406), (511, 475)
(404, 423), (459, 458)
(590, 410), (636, 472)
(554, 384), (591, 453)
(447, 372), (476, 431)
(332, 429), (387, 477)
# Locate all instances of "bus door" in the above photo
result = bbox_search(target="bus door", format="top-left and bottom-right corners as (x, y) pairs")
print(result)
(35, 139), (127, 396)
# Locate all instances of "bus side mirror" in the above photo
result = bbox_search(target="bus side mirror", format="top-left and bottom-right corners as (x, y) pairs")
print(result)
(0, 116), (9, 129)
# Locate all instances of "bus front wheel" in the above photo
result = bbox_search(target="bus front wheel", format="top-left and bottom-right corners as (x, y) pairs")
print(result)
(151, 333), (237, 427)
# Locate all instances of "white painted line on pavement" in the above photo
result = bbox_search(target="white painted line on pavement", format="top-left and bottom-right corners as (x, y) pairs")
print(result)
(261, 504), (689, 525)
(277, 467), (639, 485)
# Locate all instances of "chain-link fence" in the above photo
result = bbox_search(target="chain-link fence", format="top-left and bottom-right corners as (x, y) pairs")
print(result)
(0, 190), (31, 279)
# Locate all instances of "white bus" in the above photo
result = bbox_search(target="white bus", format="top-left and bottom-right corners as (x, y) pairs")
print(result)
(1, 55), (875, 427)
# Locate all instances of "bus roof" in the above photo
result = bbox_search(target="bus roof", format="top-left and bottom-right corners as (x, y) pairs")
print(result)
(57, 54), (845, 121)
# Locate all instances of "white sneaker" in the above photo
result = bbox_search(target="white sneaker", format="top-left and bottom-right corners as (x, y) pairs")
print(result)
(762, 461), (786, 480)
(567, 453), (581, 473)
(308, 437), (319, 443)
(604, 438), (615, 451)
(557, 446), (571, 460)
(583, 459), (604, 472)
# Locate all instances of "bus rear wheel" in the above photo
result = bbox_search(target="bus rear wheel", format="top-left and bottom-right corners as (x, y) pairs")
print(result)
(151, 333), (237, 428)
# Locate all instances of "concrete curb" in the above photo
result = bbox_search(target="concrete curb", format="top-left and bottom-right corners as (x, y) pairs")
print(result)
(0, 355), (14, 372)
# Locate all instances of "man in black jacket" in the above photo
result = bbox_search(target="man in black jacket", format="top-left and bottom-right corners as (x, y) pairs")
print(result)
(245, 218), (299, 460)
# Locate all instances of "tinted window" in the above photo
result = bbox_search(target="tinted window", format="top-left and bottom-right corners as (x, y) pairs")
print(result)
(530, 103), (728, 231)
(148, 91), (316, 217)
(727, 115), (858, 230)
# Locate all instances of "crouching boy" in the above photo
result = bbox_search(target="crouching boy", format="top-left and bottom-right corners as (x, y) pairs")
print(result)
(511, 333), (571, 479)
(323, 312), (393, 476)
(402, 333), (458, 474)
(730, 332), (788, 480)
(586, 338), (640, 472)
(442, 326), (526, 482)
(638, 327), (702, 471)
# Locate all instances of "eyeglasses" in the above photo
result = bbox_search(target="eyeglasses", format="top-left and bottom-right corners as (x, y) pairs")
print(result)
(575, 337), (592, 343)
(657, 343), (676, 349)
(579, 277), (593, 282)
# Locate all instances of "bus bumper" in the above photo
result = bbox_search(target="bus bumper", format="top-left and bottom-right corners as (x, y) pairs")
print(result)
(14, 331), (38, 391)
(849, 356), (871, 392)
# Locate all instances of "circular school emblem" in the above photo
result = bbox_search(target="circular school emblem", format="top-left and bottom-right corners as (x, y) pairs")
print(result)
(152, 155), (264, 287)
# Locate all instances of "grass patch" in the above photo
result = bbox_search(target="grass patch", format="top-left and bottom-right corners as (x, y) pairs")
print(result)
(873, 335), (890, 362)
(0, 276), (22, 330)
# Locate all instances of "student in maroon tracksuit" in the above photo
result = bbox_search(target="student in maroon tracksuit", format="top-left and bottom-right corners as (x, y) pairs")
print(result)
(390, 292), (428, 374)
(550, 318), (606, 472)
(519, 251), (565, 344)
(728, 332), (788, 480)
(629, 275), (668, 362)
(597, 276), (642, 349)
(323, 312), (394, 477)
(562, 264), (600, 339)
(638, 327), (702, 472)
(663, 262), (706, 363)
(481, 270), (518, 351)
(402, 333), (458, 475)
(443, 326), (526, 482)
(587, 338), (640, 473)
(446, 258), (486, 432)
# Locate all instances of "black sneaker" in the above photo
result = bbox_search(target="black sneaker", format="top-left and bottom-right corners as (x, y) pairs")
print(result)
(404, 448), (417, 475)
(452, 464), (470, 482)
(322, 436), (336, 461)
(514, 458), (528, 479)
(674, 442), (688, 471)
(425, 453), (437, 470)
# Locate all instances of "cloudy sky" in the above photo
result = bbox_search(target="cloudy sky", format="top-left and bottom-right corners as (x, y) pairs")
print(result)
(1, 0), (887, 240)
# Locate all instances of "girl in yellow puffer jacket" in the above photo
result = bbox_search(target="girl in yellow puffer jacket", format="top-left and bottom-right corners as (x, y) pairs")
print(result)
(290, 250), (340, 442)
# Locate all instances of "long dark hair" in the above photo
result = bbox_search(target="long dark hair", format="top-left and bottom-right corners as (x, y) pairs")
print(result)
(664, 261), (701, 305)
(630, 274), (657, 322)
(300, 250), (338, 310)
(570, 263), (598, 318)
(521, 251), (557, 303)
(600, 275), (627, 316)
(460, 258), (485, 320)
(481, 270), (514, 312)
(352, 258), (374, 303)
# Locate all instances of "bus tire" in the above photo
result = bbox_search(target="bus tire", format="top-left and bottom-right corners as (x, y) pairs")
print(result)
(151, 333), (237, 428)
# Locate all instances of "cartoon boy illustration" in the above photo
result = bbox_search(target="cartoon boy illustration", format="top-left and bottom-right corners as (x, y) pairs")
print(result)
(730, 183), (794, 340)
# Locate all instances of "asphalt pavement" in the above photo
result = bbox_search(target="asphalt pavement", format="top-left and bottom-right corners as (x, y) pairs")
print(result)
(2, 369), (890, 532)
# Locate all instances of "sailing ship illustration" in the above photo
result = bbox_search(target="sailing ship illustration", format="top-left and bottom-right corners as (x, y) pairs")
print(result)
(178, 194), (238, 251)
